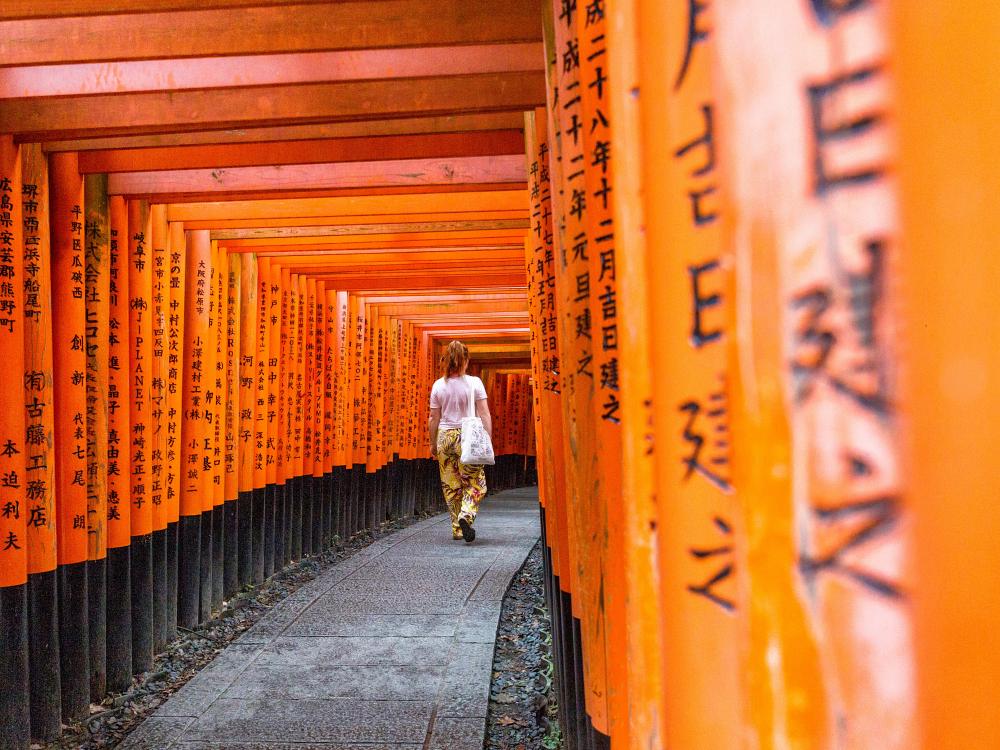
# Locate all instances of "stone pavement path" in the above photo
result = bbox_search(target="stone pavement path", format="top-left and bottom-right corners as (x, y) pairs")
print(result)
(119, 487), (541, 750)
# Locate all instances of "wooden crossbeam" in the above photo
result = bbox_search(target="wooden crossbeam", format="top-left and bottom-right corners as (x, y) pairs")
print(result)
(182, 210), (527, 230)
(1, 72), (545, 139)
(0, 44), (542, 99)
(106, 155), (527, 196)
(209, 219), (528, 241)
(166, 190), (529, 221)
(0, 0), (543, 66)
(42, 113), (527, 152)
(77, 131), (525, 173)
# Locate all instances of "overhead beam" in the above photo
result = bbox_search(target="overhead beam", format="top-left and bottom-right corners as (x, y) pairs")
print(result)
(1, 72), (546, 139)
(209, 219), (529, 241)
(220, 227), (525, 247)
(278, 273), (525, 291)
(41, 113), (527, 152)
(181, 210), (527, 230)
(127, 182), (526, 204)
(166, 190), (529, 221)
(0, 44), (542, 99)
(106, 155), (526, 196)
(0, 0), (543, 66)
(78, 130), (525, 173)
(0, 0), (342, 20)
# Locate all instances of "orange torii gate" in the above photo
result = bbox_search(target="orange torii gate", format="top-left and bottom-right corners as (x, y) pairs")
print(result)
(0, 3), (997, 750)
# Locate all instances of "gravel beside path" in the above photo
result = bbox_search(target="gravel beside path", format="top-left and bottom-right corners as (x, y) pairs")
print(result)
(485, 542), (562, 750)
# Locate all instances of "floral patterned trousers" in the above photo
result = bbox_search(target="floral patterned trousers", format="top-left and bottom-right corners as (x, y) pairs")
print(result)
(437, 428), (487, 538)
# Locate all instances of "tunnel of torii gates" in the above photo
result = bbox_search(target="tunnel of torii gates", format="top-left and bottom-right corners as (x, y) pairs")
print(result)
(0, 1), (996, 750)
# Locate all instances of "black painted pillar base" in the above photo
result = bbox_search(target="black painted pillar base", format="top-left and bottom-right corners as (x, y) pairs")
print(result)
(87, 556), (107, 699)
(237, 490), (253, 588)
(591, 721), (611, 750)
(211, 504), (224, 612)
(131, 533), (154, 673)
(273, 483), (287, 568)
(199, 509), (213, 622)
(105, 546), (132, 693)
(301, 474), (314, 557)
(0, 583), (30, 750)
(323, 472), (334, 547)
(251, 486), (265, 583)
(152, 527), (168, 653)
(58, 560), (89, 721)
(263, 484), (276, 579)
(223, 498), (239, 598)
(291, 476), (303, 560)
(27, 569), (61, 740)
(165, 521), (178, 644)
(177, 514), (201, 630)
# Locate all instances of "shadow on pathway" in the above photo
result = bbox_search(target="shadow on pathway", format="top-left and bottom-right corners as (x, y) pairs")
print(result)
(118, 487), (541, 750)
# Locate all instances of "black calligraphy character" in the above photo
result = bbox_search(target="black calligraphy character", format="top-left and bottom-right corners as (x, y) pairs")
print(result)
(807, 67), (884, 195)
(585, 0), (604, 25)
(687, 516), (736, 611)
(679, 387), (732, 493)
(689, 259), (723, 347)
(3, 531), (20, 550)
(674, 104), (718, 225)
(789, 239), (889, 415)
(799, 454), (902, 599)
(675, 0), (710, 91)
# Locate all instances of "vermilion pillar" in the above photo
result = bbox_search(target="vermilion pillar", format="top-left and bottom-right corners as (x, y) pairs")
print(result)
(0, 134), (31, 749)
(894, 3), (1000, 748)
(106, 195), (133, 687)
(83, 173), (110, 698)
(178, 229), (211, 627)
(49, 151), (90, 722)
(20, 142), (61, 740)
(237, 253), (257, 584)
(149, 203), (169, 651)
(127, 199), (154, 671)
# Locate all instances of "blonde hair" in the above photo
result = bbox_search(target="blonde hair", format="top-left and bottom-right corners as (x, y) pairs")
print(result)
(443, 340), (469, 377)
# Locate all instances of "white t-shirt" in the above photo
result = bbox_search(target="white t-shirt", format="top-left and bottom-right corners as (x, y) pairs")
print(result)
(430, 375), (488, 430)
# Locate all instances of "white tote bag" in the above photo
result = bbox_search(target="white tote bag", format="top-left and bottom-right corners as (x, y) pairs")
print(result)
(460, 375), (495, 465)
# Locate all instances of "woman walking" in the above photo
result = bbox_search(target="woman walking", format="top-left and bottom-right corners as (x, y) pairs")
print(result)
(428, 340), (492, 542)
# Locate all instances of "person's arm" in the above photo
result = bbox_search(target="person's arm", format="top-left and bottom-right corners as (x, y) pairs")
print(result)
(475, 398), (492, 439)
(428, 406), (441, 458)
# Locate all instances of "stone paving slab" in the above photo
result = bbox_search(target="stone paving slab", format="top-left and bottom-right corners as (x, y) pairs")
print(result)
(118, 487), (540, 750)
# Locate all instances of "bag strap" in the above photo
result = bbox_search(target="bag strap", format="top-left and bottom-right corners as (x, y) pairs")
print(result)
(464, 375), (476, 419)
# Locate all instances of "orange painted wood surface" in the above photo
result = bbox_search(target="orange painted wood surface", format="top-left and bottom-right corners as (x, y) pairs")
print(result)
(605, 1), (665, 742)
(237, 253), (257, 494)
(179, 229), (212, 517)
(224, 252), (241, 501)
(264, 259), (281, 487)
(46, 113), (527, 154)
(20, 143), (58, 573)
(715, 0), (911, 746)
(0, 0), (544, 66)
(0, 136), (28, 587)
(637, 0), (745, 744)
(251, 258), (270, 491)
(50, 152), (89, 565)
(84, 173), (110, 558)
(2, 73), (545, 140)
(150, 203), (169, 531)
(894, 3), (1000, 748)
(127, 199), (154, 537)
(106, 196), (132, 546)
(166, 221), (186, 524)
(77, 131), (526, 173)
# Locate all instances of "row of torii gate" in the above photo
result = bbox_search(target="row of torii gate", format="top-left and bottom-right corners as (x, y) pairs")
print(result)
(0, 1), (998, 750)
